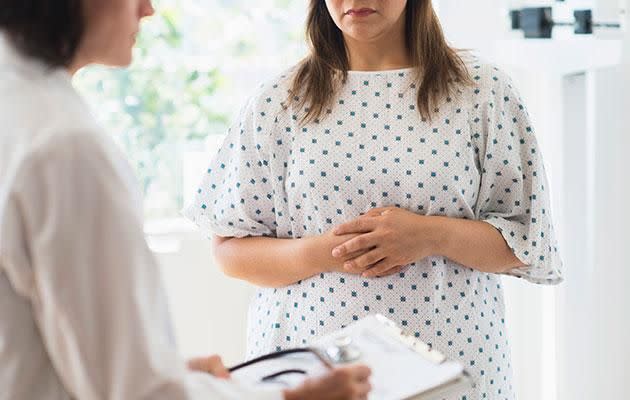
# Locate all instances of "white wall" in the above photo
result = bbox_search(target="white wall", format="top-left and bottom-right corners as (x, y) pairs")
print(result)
(150, 226), (254, 365)
(556, 63), (630, 400)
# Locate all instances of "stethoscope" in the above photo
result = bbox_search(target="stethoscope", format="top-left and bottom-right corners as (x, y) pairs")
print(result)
(229, 336), (362, 383)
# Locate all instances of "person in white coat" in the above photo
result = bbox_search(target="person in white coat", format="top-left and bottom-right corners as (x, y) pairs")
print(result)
(0, 0), (372, 399)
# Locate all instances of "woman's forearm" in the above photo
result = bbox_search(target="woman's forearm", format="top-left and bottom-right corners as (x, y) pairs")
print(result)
(211, 215), (523, 286)
(431, 216), (526, 273)
(212, 232), (357, 288)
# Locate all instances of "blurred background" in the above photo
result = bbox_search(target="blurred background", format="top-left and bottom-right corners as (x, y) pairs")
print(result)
(74, 1), (630, 399)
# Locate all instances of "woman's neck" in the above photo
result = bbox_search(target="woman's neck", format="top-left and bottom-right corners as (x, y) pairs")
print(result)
(68, 53), (89, 76)
(67, 65), (80, 76)
(343, 28), (411, 71)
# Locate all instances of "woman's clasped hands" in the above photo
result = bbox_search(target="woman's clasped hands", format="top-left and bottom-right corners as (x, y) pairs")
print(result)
(328, 207), (443, 278)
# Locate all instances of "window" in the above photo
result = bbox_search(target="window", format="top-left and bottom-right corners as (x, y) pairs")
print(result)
(75, 0), (307, 219)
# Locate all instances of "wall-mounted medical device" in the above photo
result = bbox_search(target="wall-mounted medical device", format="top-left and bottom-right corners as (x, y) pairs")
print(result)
(510, 7), (623, 38)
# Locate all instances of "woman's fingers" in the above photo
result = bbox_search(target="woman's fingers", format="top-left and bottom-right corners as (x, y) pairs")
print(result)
(362, 207), (390, 217)
(348, 366), (372, 400)
(335, 365), (372, 399)
(348, 364), (372, 381)
(344, 250), (384, 273)
(187, 355), (230, 379)
(354, 383), (372, 400)
(332, 232), (378, 258)
(333, 215), (377, 236)
(362, 259), (398, 278)
(377, 265), (409, 278)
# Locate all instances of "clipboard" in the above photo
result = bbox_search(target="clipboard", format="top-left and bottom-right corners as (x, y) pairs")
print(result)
(313, 314), (474, 400)
(230, 314), (474, 400)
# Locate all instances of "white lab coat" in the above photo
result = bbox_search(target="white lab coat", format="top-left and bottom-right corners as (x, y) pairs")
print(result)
(0, 34), (282, 400)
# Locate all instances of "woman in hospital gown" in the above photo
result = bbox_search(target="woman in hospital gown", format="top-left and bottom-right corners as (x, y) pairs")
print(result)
(185, 1), (563, 399)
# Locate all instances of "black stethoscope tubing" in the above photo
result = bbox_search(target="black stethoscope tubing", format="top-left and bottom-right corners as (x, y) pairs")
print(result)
(228, 347), (333, 382)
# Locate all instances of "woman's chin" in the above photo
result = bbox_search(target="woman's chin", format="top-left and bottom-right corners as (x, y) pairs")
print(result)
(343, 27), (387, 44)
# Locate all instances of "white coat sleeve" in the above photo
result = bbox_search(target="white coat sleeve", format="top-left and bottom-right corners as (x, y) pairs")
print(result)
(12, 131), (283, 400)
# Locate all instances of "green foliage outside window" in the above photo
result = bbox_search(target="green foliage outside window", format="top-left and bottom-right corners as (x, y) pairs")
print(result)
(75, 0), (306, 219)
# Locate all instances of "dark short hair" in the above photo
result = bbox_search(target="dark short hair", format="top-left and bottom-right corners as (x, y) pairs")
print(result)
(0, 0), (84, 67)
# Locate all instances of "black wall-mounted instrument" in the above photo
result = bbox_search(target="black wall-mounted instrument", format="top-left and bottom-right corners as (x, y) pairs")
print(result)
(510, 7), (622, 39)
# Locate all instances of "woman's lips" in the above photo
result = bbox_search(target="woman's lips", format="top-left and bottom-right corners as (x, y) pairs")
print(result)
(345, 8), (376, 17)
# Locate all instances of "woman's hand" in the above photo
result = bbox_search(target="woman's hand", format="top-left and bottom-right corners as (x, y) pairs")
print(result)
(304, 229), (366, 274)
(331, 207), (442, 278)
(187, 355), (231, 379)
(284, 365), (372, 400)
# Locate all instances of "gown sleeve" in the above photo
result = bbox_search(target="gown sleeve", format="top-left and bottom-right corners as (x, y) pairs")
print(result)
(470, 64), (563, 285)
(183, 96), (279, 238)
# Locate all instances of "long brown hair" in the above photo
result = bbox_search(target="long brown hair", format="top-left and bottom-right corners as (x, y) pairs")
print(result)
(289, 0), (471, 123)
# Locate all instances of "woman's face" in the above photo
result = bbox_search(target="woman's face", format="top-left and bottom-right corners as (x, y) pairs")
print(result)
(78, 0), (154, 68)
(324, 0), (407, 43)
